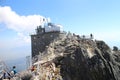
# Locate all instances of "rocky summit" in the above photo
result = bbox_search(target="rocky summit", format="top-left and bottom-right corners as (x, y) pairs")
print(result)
(32, 32), (120, 80)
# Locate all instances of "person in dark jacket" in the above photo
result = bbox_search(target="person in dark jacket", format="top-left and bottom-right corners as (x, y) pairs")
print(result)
(1, 70), (11, 80)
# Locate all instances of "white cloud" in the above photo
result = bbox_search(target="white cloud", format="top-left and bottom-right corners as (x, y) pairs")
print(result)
(17, 32), (30, 43)
(0, 6), (48, 43)
(0, 6), (50, 60)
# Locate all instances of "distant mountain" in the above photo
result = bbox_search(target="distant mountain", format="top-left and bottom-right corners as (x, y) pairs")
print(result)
(5, 57), (27, 72)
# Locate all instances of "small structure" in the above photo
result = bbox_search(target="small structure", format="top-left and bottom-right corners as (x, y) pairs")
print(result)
(44, 22), (63, 32)
(36, 26), (45, 34)
(35, 18), (63, 34)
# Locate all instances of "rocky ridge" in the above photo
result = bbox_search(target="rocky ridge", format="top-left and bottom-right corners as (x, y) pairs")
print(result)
(32, 32), (120, 80)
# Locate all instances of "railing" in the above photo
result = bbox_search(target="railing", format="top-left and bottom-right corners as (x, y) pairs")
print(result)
(0, 60), (9, 76)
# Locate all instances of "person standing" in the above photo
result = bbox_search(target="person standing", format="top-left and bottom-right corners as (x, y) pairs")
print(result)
(11, 66), (17, 77)
(1, 70), (11, 80)
(90, 33), (93, 39)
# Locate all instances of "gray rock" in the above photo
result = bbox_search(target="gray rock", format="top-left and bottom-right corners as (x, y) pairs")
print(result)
(34, 33), (120, 80)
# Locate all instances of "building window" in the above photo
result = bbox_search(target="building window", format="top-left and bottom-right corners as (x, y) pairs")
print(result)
(33, 37), (36, 39)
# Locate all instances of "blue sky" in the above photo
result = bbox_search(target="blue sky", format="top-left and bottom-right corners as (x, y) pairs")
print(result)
(0, 0), (120, 60)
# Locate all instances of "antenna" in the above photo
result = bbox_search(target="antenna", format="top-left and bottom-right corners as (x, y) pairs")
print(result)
(47, 18), (51, 23)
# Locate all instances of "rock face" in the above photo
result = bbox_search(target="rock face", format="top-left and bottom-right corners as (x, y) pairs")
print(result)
(33, 33), (120, 80)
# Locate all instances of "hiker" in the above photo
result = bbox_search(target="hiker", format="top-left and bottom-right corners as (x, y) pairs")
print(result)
(90, 33), (93, 39)
(83, 35), (85, 39)
(31, 65), (36, 72)
(11, 66), (17, 77)
(1, 70), (11, 80)
(30, 65), (37, 76)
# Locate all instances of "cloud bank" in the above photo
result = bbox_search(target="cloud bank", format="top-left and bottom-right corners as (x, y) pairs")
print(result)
(0, 6), (48, 60)
(0, 6), (46, 43)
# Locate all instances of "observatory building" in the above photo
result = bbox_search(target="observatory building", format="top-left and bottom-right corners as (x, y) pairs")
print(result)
(31, 19), (64, 57)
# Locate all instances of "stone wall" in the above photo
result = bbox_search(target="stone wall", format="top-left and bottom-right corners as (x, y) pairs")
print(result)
(31, 32), (66, 57)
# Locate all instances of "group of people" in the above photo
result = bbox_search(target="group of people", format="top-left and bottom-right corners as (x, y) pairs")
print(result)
(0, 66), (17, 80)
(0, 65), (38, 80)
(82, 34), (93, 39)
